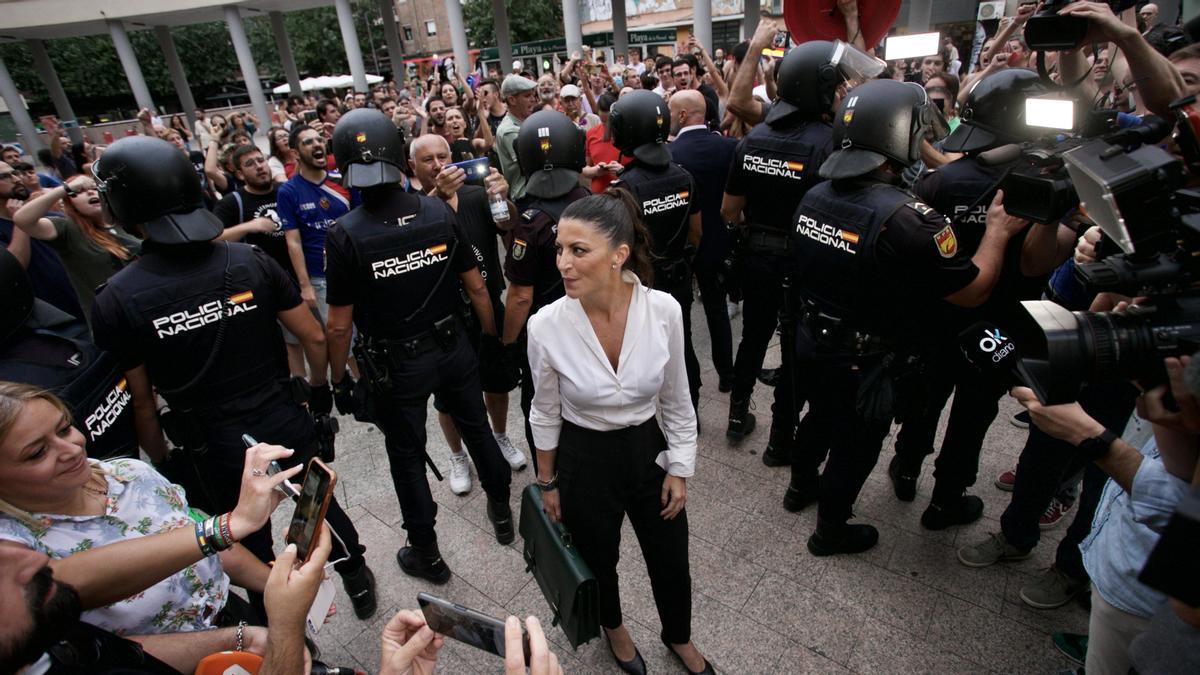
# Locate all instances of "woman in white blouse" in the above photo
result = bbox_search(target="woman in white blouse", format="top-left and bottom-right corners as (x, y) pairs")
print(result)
(528, 191), (712, 675)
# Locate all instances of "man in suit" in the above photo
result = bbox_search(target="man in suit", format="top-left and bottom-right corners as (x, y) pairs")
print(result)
(668, 90), (737, 392)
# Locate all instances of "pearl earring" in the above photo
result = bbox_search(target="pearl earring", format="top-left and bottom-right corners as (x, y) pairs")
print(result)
(611, 262), (617, 270)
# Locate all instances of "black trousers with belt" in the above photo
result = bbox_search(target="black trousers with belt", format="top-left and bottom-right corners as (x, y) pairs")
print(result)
(654, 261), (701, 409)
(556, 418), (693, 644)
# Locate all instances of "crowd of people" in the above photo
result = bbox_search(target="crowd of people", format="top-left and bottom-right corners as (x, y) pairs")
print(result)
(1, 0), (1199, 673)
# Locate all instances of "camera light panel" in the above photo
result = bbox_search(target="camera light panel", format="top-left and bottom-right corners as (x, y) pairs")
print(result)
(884, 33), (941, 62)
(1026, 97), (1075, 130)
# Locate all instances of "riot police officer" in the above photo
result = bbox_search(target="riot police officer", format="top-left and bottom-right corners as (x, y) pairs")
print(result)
(719, 40), (878, 459)
(501, 109), (590, 458)
(325, 109), (513, 584)
(608, 89), (703, 408)
(786, 79), (1029, 555)
(889, 70), (1071, 530)
(88, 136), (378, 617)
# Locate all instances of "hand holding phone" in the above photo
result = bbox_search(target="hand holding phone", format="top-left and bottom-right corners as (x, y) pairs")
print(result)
(285, 458), (337, 563)
(449, 157), (490, 186)
(418, 593), (530, 662)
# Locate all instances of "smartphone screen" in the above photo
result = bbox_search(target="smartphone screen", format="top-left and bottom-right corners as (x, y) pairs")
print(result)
(450, 157), (489, 186)
(418, 593), (530, 661)
(285, 459), (336, 562)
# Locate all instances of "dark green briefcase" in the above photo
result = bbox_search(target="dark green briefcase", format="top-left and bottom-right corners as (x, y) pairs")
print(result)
(518, 484), (600, 648)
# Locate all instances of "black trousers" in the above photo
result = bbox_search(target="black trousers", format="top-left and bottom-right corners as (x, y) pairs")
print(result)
(731, 254), (799, 434)
(654, 262), (701, 409)
(369, 324), (512, 547)
(792, 355), (893, 525)
(557, 419), (693, 644)
(893, 349), (1009, 502)
(693, 257), (734, 381)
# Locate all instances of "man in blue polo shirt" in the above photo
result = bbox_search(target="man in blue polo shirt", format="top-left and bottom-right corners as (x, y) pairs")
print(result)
(279, 125), (357, 321)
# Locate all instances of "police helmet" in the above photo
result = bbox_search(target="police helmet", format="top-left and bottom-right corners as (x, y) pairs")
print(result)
(93, 135), (222, 245)
(0, 247), (33, 345)
(820, 79), (939, 180)
(608, 90), (671, 167)
(332, 108), (406, 189)
(516, 110), (585, 199)
(769, 40), (886, 126)
(942, 69), (1050, 154)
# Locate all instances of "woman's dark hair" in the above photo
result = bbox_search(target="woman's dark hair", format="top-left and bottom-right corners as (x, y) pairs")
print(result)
(561, 189), (654, 285)
(266, 125), (291, 163)
(640, 73), (658, 90)
(596, 92), (617, 113)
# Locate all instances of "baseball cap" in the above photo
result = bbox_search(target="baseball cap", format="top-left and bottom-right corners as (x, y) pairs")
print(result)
(501, 74), (536, 98)
(560, 84), (582, 99)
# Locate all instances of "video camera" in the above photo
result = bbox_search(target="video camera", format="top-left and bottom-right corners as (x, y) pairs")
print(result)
(1024, 0), (1138, 51)
(961, 99), (1200, 404)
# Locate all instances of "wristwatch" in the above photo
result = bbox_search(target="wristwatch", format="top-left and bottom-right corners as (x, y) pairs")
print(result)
(62, 183), (77, 198)
(1078, 429), (1119, 461)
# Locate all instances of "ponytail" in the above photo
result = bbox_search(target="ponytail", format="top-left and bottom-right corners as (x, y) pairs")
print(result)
(561, 188), (655, 286)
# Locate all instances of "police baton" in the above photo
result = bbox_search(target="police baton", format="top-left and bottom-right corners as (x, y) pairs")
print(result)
(424, 449), (445, 481)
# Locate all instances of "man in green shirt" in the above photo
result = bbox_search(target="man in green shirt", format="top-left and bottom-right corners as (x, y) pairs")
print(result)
(495, 75), (539, 202)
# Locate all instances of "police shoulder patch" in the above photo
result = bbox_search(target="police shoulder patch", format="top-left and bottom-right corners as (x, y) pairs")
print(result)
(521, 209), (538, 222)
(934, 224), (958, 258)
(512, 238), (527, 261)
(907, 201), (937, 217)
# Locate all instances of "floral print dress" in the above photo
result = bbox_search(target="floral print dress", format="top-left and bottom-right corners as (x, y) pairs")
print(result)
(0, 458), (230, 636)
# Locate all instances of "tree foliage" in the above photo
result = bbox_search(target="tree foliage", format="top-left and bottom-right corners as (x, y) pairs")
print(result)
(463, 0), (563, 48)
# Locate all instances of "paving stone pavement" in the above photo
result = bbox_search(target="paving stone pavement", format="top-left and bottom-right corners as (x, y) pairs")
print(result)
(285, 298), (1088, 674)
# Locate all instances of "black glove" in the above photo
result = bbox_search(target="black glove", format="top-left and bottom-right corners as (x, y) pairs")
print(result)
(310, 382), (333, 416)
(333, 373), (357, 415)
(479, 333), (503, 363)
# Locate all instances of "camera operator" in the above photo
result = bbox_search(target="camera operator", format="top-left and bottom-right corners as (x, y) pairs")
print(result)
(1007, 352), (1197, 675)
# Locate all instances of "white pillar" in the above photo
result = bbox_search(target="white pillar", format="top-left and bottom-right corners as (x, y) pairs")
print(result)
(334, 0), (370, 92)
(223, 6), (272, 134)
(0, 57), (44, 153)
(27, 40), (83, 144)
(612, 0), (628, 62)
(562, 0), (583, 55)
(107, 19), (156, 112)
(269, 11), (304, 98)
(693, 0), (712, 54)
(908, 0), (933, 31)
(443, 0), (471, 74)
(153, 27), (199, 133)
(377, 0), (405, 77)
(492, 0), (514, 71)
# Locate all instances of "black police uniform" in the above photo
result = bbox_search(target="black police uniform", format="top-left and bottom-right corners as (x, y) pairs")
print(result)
(724, 119), (832, 438)
(613, 160), (702, 406)
(889, 156), (1044, 504)
(324, 187), (512, 549)
(790, 172), (979, 529)
(504, 185), (590, 453)
(90, 241), (368, 572)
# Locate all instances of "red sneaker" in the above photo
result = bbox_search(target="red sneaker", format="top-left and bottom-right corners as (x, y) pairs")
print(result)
(1039, 497), (1074, 530)
(994, 468), (1017, 492)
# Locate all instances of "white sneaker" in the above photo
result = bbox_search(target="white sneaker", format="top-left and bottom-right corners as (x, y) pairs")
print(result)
(727, 301), (741, 319)
(448, 452), (472, 495)
(495, 432), (526, 470)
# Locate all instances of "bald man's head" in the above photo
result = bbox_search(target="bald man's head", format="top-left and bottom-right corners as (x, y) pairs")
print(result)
(668, 89), (707, 135)
(408, 134), (452, 188)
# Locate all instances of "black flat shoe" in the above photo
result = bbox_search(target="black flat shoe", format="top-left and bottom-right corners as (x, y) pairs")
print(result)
(607, 643), (646, 675)
(661, 636), (715, 675)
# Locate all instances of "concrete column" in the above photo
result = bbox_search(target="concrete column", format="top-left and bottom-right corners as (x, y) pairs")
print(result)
(443, 0), (470, 74)
(270, 11), (303, 97)
(27, 40), (83, 144)
(0, 57), (44, 154)
(107, 19), (156, 112)
(377, 0), (405, 77)
(334, 0), (370, 92)
(612, 0), (628, 61)
(907, 0), (933, 31)
(223, 6), (272, 134)
(742, 0), (759, 41)
(693, 0), (712, 55)
(562, 0), (583, 55)
(491, 0), (513, 71)
(152, 27), (199, 133)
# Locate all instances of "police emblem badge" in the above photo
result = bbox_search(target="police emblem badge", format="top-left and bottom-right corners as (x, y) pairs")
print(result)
(934, 224), (958, 258)
(512, 238), (527, 260)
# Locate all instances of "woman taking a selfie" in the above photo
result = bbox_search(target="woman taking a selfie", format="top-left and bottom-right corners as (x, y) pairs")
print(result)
(0, 383), (297, 634)
(529, 191), (711, 675)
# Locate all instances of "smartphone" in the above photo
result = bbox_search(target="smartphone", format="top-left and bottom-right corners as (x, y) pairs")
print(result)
(285, 458), (337, 562)
(418, 592), (530, 661)
(303, 110), (318, 122)
(450, 157), (490, 186)
(242, 434), (301, 501)
(772, 30), (790, 49)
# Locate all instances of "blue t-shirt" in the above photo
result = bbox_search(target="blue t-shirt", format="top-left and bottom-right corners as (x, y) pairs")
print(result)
(0, 217), (84, 319)
(37, 172), (63, 189)
(276, 174), (358, 278)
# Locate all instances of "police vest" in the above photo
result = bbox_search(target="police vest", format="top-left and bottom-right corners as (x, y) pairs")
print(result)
(0, 321), (136, 460)
(918, 157), (1005, 255)
(339, 194), (460, 339)
(109, 242), (288, 413)
(617, 164), (693, 263)
(739, 121), (831, 233)
(792, 180), (914, 333)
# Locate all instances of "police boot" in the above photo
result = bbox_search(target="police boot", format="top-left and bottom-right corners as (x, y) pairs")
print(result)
(887, 454), (922, 502)
(397, 542), (452, 585)
(920, 491), (984, 531)
(807, 519), (879, 556)
(340, 562), (378, 620)
(726, 398), (757, 443)
(783, 472), (819, 513)
(487, 496), (515, 545)
(761, 426), (795, 467)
